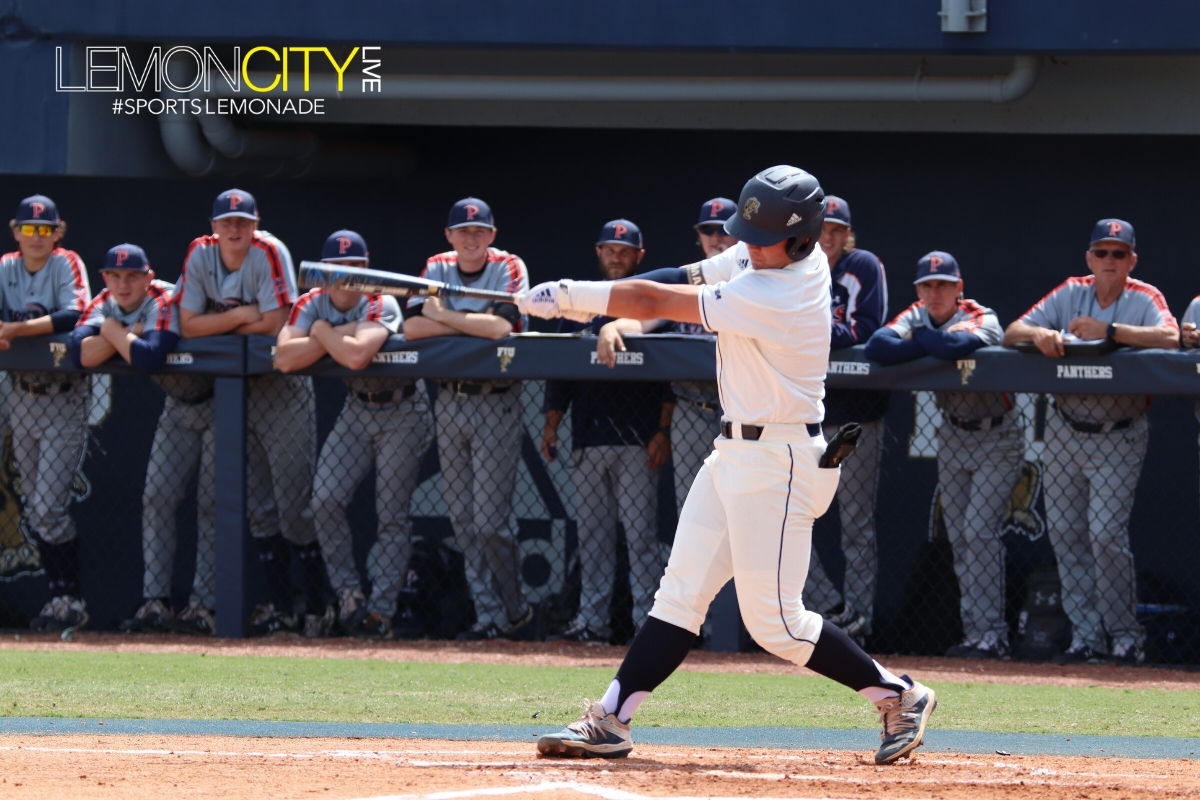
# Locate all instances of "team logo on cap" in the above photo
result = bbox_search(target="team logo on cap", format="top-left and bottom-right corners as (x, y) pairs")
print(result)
(337, 237), (352, 255)
(827, 199), (840, 214)
(465, 204), (479, 221)
(709, 201), (724, 218)
(742, 198), (760, 220)
(228, 194), (244, 210)
(1108, 221), (1122, 236)
(115, 249), (129, 266)
(929, 256), (943, 271)
(614, 223), (628, 239)
(29, 202), (45, 219)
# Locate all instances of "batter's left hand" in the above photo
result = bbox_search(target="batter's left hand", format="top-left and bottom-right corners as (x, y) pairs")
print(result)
(1068, 315), (1107, 341)
(647, 431), (671, 471)
(520, 281), (564, 319)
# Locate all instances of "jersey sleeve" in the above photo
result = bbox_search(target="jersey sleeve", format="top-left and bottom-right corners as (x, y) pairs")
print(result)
(693, 245), (742, 285)
(79, 292), (110, 329)
(372, 295), (403, 334)
(178, 240), (211, 314)
(1019, 284), (1069, 330)
(698, 274), (791, 345)
(885, 302), (921, 339)
(1184, 297), (1200, 328)
(407, 259), (444, 310)
(252, 234), (297, 313)
(286, 291), (322, 333)
(831, 250), (886, 348)
(1127, 282), (1177, 329)
(974, 312), (1003, 345)
(54, 249), (90, 312)
(503, 255), (530, 332)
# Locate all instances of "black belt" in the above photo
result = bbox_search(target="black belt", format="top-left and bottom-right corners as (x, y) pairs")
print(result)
(441, 380), (509, 396)
(176, 390), (214, 406)
(19, 380), (73, 396)
(721, 421), (822, 440)
(356, 384), (418, 405)
(676, 395), (720, 413)
(1062, 415), (1133, 434)
(947, 414), (1005, 432)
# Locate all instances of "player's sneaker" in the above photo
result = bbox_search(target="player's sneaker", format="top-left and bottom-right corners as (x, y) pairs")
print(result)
(456, 621), (501, 641)
(249, 603), (298, 637)
(119, 598), (174, 633)
(945, 631), (1009, 660)
(874, 678), (937, 765)
(547, 618), (607, 643)
(30, 595), (89, 633)
(537, 701), (632, 759)
(1052, 643), (1102, 665)
(348, 611), (394, 640)
(171, 601), (216, 636)
(336, 588), (367, 634)
(303, 604), (336, 639)
(1110, 641), (1145, 666)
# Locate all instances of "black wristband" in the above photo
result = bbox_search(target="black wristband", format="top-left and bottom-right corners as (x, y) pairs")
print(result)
(658, 425), (671, 437)
(1106, 322), (1118, 341)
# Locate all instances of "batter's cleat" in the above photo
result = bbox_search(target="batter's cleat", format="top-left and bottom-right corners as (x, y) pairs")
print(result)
(119, 598), (174, 633)
(945, 632), (1009, 660)
(249, 603), (299, 637)
(1052, 643), (1102, 665)
(303, 604), (336, 639)
(537, 701), (632, 759)
(31, 596), (89, 633)
(1109, 641), (1146, 666)
(171, 601), (216, 636)
(348, 611), (394, 640)
(874, 678), (937, 765)
(547, 618), (607, 643)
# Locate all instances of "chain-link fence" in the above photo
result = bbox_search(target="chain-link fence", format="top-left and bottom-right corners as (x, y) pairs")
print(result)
(0, 334), (1196, 666)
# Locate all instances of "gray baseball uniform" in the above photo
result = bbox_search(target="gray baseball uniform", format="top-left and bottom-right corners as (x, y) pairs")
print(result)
(408, 248), (531, 631)
(1019, 275), (1177, 653)
(884, 298), (1024, 645)
(79, 280), (219, 607)
(0, 248), (90, 547)
(179, 231), (316, 547)
(292, 289), (432, 618)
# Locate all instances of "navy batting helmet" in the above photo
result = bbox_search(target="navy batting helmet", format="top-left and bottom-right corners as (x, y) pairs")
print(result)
(724, 165), (826, 261)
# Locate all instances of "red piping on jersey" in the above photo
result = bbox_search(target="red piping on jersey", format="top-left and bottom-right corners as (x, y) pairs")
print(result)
(252, 233), (291, 310)
(365, 294), (383, 322)
(55, 248), (89, 311)
(178, 236), (217, 301)
(1124, 278), (1178, 330)
(886, 300), (923, 328)
(78, 290), (110, 326)
(1020, 275), (1088, 321)
(148, 284), (173, 331)
(287, 288), (323, 327)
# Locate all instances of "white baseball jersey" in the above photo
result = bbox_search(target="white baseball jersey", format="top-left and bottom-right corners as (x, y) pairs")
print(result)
(885, 298), (1010, 419)
(693, 241), (830, 425)
(288, 288), (404, 395)
(408, 247), (529, 331)
(1020, 275), (1176, 423)
(178, 230), (297, 315)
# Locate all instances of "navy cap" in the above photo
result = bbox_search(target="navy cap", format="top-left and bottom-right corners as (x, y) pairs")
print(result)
(824, 195), (851, 227)
(914, 251), (961, 285)
(1090, 218), (1135, 248)
(14, 195), (60, 226)
(212, 189), (258, 221)
(447, 197), (495, 230)
(102, 243), (151, 272)
(596, 219), (643, 249)
(694, 197), (736, 229)
(321, 229), (369, 262)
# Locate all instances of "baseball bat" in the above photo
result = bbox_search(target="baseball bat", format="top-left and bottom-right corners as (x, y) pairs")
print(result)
(298, 261), (520, 303)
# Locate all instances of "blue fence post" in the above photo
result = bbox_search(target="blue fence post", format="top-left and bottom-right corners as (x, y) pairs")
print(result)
(214, 374), (248, 638)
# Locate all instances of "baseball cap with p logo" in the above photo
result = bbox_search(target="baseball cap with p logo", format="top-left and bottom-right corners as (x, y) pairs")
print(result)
(1090, 218), (1135, 248)
(695, 197), (736, 229)
(824, 195), (851, 228)
(914, 250), (961, 284)
(597, 218), (643, 249)
(101, 243), (151, 272)
(212, 189), (259, 221)
(321, 229), (369, 262)
(447, 197), (495, 230)
(14, 195), (60, 226)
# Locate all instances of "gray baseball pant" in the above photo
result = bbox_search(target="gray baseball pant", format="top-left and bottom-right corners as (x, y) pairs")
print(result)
(936, 415), (1024, 643)
(671, 398), (722, 516)
(435, 389), (529, 629)
(1043, 411), (1147, 652)
(311, 391), (431, 617)
(141, 396), (217, 607)
(247, 374), (316, 546)
(10, 381), (87, 546)
(572, 445), (663, 637)
(804, 417), (884, 629)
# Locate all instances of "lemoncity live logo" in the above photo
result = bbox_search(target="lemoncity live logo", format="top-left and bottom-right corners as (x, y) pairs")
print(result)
(55, 45), (383, 116)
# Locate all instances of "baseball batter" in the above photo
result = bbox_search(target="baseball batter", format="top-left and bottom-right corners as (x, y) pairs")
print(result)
(178, 188), (325, 637)
(3, 195), (91, 632)
(1003, 219), (1177, 665)
(865, 251), (1024, 659)
(807, 196), (889, 644)
(523, 166), (936, 765)
(403, 197), (533, 641)
(277, 230), (432, 640)
(69, 244), (218, 635)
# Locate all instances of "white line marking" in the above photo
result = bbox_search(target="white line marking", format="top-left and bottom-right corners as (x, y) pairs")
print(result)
(347, 781), (871, 800)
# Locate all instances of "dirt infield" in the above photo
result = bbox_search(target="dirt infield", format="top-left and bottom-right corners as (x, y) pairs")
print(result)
(3, 632), (1199, 691)
(2, 735), (1197, 800)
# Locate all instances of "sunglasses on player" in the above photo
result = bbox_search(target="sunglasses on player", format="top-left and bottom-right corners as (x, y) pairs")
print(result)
(17, 224), (57, 237)
(1089, 248), (1130, 260)
(697, 225), (727, 237)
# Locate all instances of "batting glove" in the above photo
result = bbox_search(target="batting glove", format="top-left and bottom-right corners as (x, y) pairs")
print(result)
(519, 281), (565, 319)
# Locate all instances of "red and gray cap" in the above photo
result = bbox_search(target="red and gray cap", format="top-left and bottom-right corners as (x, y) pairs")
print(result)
(212, 189), (258, 221)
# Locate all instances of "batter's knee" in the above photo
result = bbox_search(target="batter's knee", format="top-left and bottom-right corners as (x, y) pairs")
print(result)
(739, 606), (824, 666)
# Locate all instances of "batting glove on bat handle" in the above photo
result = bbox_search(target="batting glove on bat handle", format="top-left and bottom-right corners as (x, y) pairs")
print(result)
(519, 281), (565, 319)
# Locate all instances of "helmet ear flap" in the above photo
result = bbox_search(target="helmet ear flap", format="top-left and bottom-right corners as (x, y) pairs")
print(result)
(786, 236), (815, 261)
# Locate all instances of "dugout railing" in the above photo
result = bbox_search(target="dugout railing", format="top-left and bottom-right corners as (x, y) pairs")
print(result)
(0, 333), (1195, 664)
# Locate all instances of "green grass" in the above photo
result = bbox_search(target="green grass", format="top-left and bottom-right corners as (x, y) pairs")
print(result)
(1, 651), (1197, 738)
